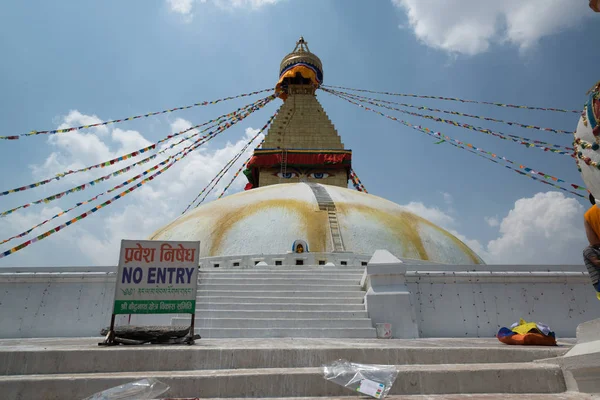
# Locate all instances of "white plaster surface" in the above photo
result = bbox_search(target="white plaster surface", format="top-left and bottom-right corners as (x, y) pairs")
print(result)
(149, 183), (484, 264)
(1, 261), (599, 339)
(557, 318), (600, 394)
(365, 250), (418, 338)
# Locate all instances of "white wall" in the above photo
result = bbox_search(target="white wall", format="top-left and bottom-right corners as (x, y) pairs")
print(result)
(363, 258), (599, 339)
(406, 267), (597, 338)
(0, 267), (171, 338)
(1, 262), (598, 339)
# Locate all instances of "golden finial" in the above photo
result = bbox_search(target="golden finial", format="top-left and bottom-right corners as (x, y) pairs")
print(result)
(280, 36), (323, 75)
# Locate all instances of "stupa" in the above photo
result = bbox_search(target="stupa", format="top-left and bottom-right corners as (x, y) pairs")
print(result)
(149, 37), (484, 266)
(2, 38), (599, 399)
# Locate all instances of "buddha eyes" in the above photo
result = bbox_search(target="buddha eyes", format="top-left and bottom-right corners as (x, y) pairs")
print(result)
(309, 172), (329, 179)
(273, 171), (331, 179)
(276, 172), (298, 178)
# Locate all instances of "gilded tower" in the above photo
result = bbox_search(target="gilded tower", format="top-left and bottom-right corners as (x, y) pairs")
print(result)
(244, 37), (352, 189)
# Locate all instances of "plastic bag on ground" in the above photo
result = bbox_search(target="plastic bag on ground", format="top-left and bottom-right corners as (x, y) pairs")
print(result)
(82, 378), (169, 400)
(322, 359), (398, 399)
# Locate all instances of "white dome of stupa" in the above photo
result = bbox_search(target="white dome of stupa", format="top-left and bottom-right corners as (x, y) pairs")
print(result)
(149, 183), (484, 265)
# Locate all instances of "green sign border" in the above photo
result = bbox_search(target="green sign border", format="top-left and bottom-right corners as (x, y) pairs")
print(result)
(114, 300), (195, 315)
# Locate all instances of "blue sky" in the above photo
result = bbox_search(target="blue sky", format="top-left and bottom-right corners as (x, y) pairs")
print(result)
(0, 0), (598, 266)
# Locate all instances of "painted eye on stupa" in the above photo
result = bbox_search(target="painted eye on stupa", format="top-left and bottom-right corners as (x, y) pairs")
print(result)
(276, 172), (298, 179)
(308, 172), (330, 179)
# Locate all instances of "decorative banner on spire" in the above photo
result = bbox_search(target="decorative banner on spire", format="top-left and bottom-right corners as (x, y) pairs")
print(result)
(1, 88), (274, 140)
(330, 89), (574, 135)
(0, 96), (275, 257)
(323, 84), (581, 114)
(329, 90), (586, 198)
(0, 95), (275, 198)
(324, 89), (573, 156)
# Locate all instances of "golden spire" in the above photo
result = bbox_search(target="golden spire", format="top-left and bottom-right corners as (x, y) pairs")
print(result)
(279, 36), (323, 78)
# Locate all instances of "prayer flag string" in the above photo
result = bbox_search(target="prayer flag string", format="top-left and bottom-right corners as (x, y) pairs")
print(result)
(328, 91), (587, 197)
(349, 169), (368, 193)
(217, 140), (265, 199)
(447, 140), (585, 198)
(199, 135), (263, 204)
(181, 112), (276, 213)
(324, 89), (573, 156)
(0, 144), (155, 196)
(0, 96), (275, 253)
(0, 87), (274, 140)
(0, 97), (272, 218)
(0, 95), (275, 197)
(323, 84), (580, 114)
(329, 89), (574, 136)
(1, 154), (157, 218)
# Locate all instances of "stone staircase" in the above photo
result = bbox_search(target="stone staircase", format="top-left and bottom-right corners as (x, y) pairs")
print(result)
(0, 337), (585, 399)
(172, 266), (375, 338)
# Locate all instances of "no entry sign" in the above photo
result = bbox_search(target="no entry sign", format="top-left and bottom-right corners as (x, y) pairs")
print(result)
(114, 240), (200, 315)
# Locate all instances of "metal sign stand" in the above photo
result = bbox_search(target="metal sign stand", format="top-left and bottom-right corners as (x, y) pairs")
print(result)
(99, 311), (198, 346)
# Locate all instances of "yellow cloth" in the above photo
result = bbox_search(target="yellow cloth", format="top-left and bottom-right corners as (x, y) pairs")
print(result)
(275, 65), (321, 100)
(511, 318), (541, 335)
(585, 205), (600, 238)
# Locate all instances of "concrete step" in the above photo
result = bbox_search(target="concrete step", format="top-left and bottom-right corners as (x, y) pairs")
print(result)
(194, 303), (366, 311)
(0, 363), (566, 399)
(194, 310), (369, 319)
(0, 338), (571, 375)
(197, 283), (363, 292)
(197, 296), (365, 304)
(199, 277), (361, 285)
(196, 328), (377, 338)
(176, 317), (374, 329)
(197, 290), (366, 298)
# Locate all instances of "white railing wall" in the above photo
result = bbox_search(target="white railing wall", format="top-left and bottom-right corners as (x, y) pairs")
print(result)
(1, 253), (599, 339)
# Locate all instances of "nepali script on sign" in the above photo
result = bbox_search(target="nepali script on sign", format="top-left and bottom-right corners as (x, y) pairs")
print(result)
(113, 240), (200, 315)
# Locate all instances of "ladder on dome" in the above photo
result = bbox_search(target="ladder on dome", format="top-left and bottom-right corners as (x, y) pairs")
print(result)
(306, 183), (345, 252)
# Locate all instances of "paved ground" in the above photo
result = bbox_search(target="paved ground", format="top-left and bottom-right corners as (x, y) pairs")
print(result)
(0, 337), (577, 350)
(199, 396), (597, 399)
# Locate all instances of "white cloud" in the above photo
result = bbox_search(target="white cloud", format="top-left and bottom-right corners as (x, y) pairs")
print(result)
(403, 191), (587, 265)
(442, 192), (453, 205)
(214, 0), (281, 9)
(486, 192), (586, 264)
(167, 0), (195, 15)
(391, 0), (591, 55)
(1, 111), (263, 266)
(166, 0), (281, 19)
(403, 201), (455, 228)
(484, 216), (500, 227)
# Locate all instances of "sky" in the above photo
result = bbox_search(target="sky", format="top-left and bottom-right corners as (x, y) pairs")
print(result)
(0, 0), (598, 267)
